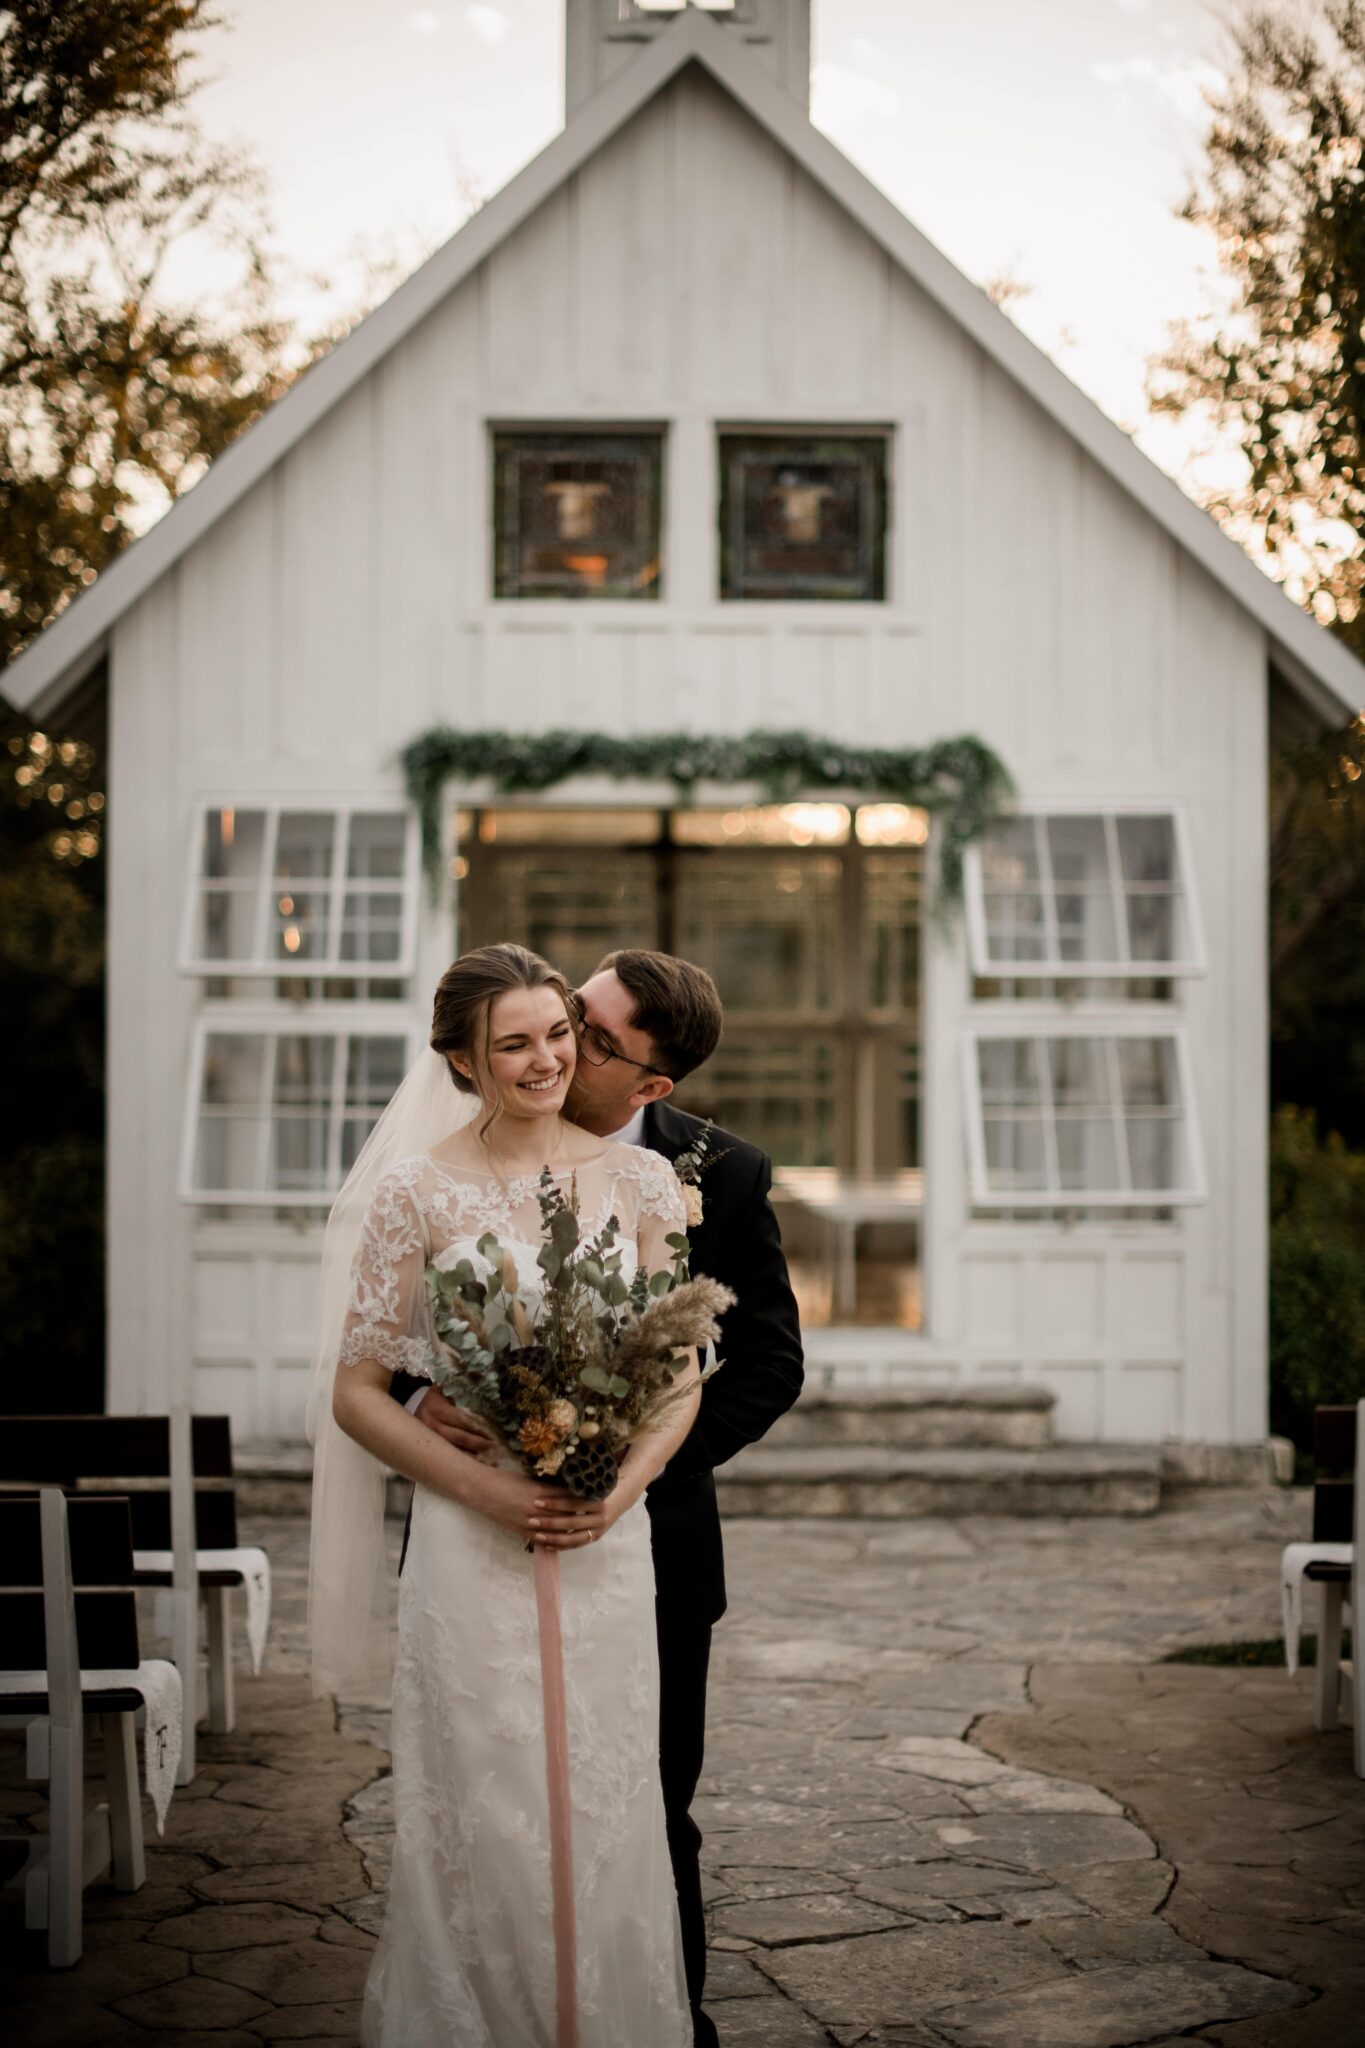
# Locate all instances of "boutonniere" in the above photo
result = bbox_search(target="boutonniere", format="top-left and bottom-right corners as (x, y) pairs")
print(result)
(673, 1118), (720, 1229)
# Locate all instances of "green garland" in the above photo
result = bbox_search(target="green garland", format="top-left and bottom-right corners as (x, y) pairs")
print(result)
(400, 726), (1014, 924)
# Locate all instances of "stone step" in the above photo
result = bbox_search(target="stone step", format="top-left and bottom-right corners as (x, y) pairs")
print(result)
(767, 1382), (1056, 1451)
(715, 1443), (1164, 1518)
(233, 1434), (1283, 1520)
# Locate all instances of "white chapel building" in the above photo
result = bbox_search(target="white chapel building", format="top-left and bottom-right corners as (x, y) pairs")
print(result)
(6, 0), (1363, 1449)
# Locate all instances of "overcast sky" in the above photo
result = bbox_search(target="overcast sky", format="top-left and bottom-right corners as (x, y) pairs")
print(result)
(185, 0), (1248, 486)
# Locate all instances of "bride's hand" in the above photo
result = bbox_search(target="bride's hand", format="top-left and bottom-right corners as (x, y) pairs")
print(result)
(458, 1461), (612, 1549)
(529, 1471), (643, 1550)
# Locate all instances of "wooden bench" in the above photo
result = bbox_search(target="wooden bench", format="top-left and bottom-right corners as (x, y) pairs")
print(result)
(0, 1412), (270, 1784)
(0, 1491), (182, 1966)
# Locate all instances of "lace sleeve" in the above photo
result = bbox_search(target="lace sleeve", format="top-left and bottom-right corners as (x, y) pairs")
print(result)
(631, 1152), (689, 1283)
(337, 1161), (434, 1378)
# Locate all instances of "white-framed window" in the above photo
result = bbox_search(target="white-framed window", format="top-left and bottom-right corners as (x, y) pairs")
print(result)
(179, 802), (420, 980)
(964, 809), (1205, 978)
(961, 1021), (1206, 1208)
(180, 1018), (418, 1205)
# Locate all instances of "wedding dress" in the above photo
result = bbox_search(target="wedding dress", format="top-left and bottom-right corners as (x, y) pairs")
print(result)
(336, 1141), (693, 2048)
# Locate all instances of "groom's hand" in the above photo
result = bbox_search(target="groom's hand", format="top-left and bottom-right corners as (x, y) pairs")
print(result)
(413, 1385), (497, 1457)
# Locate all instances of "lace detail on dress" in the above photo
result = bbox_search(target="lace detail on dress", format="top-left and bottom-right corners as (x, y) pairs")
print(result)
(629, 1149), (687, 1223)
(338, 1327), (432, 1375)
(336, 1142), (689, 1383)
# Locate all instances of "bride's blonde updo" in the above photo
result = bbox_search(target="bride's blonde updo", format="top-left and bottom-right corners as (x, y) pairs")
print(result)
(430, 944), (578, 1111)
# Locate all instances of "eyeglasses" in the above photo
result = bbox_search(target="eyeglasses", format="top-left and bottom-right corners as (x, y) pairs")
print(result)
(570, 995), (671, 1080)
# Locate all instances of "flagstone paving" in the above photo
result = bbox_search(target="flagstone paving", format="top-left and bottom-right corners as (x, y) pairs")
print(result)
(2, 1484), (1360, 2044)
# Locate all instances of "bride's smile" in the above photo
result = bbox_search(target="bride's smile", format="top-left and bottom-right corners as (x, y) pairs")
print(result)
(456, 983), (578, 1125)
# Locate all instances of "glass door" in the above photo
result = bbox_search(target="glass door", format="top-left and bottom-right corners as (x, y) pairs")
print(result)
(457, 802), (925, 1328)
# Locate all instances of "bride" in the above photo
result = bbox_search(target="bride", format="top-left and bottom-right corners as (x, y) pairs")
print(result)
(307, 943), (696, 2047)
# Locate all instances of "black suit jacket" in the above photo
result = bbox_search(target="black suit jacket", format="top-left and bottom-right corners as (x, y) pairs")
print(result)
(389, 1105), (804, 1628)
(638, 1101), (805, 1627)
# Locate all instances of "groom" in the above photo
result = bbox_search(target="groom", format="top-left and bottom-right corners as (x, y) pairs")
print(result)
(395, 948), (805, 2048)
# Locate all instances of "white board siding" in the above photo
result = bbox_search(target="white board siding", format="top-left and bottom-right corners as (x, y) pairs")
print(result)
(192, 1233), (322, 1439)
(484, 185), (578, 406)
(275, 382), (378, 766)
(107, 581), (196, 1417)
(101, 60), (1271, 1442)
(787, 161), (892, 404)
(574, 90), (678, 402)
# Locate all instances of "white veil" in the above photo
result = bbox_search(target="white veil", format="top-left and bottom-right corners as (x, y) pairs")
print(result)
(306, 1045), (478, 1701)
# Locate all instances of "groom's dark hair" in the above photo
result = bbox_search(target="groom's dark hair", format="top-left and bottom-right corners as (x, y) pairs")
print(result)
(595, 950), (722, 1082)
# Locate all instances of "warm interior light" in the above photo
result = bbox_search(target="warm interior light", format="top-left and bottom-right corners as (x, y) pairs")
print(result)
(220, 806), (236, 849)
(282, 926), (302, 955)
(779, 803), (849, 845)
(856, 803), (928, 847)
(278, 894), (295, 915)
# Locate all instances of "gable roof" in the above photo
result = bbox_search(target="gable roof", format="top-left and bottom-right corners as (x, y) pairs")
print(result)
(6, 6), (1362, 724)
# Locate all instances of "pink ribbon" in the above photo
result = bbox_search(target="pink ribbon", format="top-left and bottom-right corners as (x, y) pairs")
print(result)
(533, 1544), (578, 2048)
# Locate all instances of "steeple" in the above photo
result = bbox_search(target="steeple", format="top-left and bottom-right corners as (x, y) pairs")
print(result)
(564, 1), (811, 120)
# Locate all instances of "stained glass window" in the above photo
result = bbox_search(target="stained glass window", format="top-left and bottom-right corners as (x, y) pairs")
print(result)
(493, 430), (664, 599)
(719, 432), (888, 600)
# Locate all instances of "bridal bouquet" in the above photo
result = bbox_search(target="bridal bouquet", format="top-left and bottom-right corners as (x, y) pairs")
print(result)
(423, 1171), (733, 1500)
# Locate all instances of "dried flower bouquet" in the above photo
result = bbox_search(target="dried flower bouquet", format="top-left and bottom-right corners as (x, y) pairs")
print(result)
(424, 1169), (733, 1500)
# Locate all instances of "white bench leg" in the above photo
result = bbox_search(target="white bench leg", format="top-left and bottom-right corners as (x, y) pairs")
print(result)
(99, 1713), (145, 1892)
(1314, 1580), (1345, 1731)
(45, 1718), (85, 1967)
(205, 1585), (236, 1734)
(171, 1588), (199, 1784)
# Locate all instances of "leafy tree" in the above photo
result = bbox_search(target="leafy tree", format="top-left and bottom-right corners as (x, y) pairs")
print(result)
(1150, 1), (1365, 649)
(1269, 1104), (1365, 1453)
(0, 0), (294, 666)
(3, 3), (208, 254)
(1150, 4), (1365, 1147)
(1269, 713), (1365, 1144)
(0, 707), (105, 1404)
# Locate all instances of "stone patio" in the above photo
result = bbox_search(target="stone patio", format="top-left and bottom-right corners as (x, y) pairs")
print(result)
(2, 1484), (1361, 2045)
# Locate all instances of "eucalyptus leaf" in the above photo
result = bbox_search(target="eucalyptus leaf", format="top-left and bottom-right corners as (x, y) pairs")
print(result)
(550, 1208), (580, 1252)
(578, 1259), (605, 1292)
(665, 1232), (690, 1253)
(606, 1274), (630, 1305)
(579, 1364), (613, 1395)
(490, 1324), (513, 1353)
(476, 1232), (503, 1264)
(539, 1246), (562, 1281)
(648, 1269), (673, 1296)
(608, 1376), (629, 1399)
